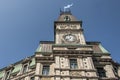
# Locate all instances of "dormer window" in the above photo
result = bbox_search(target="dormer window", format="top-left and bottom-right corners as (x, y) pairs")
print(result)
(5, 70), (11, 80)
(113, 66), (118, 75)
(64, 16), (71, 21)
(22, 64), (28, 73)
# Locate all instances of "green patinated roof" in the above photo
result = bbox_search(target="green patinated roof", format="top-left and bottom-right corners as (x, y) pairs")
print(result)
(30, 58), (35, 67)
(0, 55), (35, 77)
(36, 42), (109, 54)
(11, 64), (22, 74)
(36, 43), (53, 53)
(36, 44), (41, 52)
(11, 57), (35, 74)
(99, 44), (109, 53)
(0, 71), (4, 78)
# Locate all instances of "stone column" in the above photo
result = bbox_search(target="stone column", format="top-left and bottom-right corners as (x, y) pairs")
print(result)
(88, 57), (95, 69)
(104, 65), (115, 78)
(64, 56), (69, 68)
(118, 66), (120, 77)
(35, 63), (41, 80)
(77, 56), (83, 69)
(87, 57), (92, 69)
(79, 57), (84, 69)
(79, 32), (86, 45)
(55, 56), (60, 68)
(55, 56), (60, 80)
(49, 63), (55, 75)
(77, 58), (81, 69)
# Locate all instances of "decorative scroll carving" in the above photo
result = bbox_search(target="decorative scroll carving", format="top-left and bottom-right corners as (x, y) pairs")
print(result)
(56, 25), (80, 30)
(70, 71), (82, 76)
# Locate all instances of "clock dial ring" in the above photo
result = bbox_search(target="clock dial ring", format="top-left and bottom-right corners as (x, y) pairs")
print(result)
(63, 34), (77, 42)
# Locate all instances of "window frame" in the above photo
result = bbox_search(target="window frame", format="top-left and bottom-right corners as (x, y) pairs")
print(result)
(30, 76), (34, 80)
(97, 67), (106, 77)
(22, 63), (28, 74)
(69, 59), (78, 69)
(42, 65), (50, 75)
(4, 70), (11, 80)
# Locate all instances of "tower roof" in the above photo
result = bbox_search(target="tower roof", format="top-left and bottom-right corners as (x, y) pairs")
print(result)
(57, 10), (78, 21)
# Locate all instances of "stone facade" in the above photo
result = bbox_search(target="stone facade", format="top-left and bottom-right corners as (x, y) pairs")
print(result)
(0, 10), (120, 80)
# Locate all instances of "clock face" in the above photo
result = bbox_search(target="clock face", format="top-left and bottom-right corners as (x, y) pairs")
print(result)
(64, 34), (77, 42)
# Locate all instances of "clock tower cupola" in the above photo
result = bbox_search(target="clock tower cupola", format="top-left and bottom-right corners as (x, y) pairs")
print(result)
(54, 10), (86, 45)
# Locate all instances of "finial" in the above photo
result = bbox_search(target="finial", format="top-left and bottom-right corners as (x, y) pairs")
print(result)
(64, 3), (73, 12)
(60, 4), (73, 15)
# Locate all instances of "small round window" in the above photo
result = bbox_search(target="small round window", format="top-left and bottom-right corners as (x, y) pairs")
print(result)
(64, 16), (71, 21)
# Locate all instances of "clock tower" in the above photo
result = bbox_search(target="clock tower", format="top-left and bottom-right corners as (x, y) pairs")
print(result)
(0, 9), (119, 80)
(54, 10), (86, 45)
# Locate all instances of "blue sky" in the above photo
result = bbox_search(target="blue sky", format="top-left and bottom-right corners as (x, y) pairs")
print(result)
(0, 0), (120, 68)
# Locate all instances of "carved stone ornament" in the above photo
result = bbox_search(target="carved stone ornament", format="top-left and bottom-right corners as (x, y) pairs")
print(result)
(70, 71), (82, 76)
(62, 33), (80, 44)
(56, 24), (78, 30)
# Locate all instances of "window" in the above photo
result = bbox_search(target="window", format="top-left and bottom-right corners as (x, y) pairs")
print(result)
(30, 77), (34, 80)
(5, 71), (10, 80)
(97, 67), (106, 77)
(42, 66), (49, 75)
(114, 66), (118, 74)
(22, 64), (28, 73)
(64, 16), (71, 21)
(70, 59), (78, 69)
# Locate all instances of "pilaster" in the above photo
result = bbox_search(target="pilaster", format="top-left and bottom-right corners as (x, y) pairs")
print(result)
(55, 56), (60, 68)
(104, 65), (115, 78)
(35, 63), (41, 80)
(87, 57), (95, 69)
